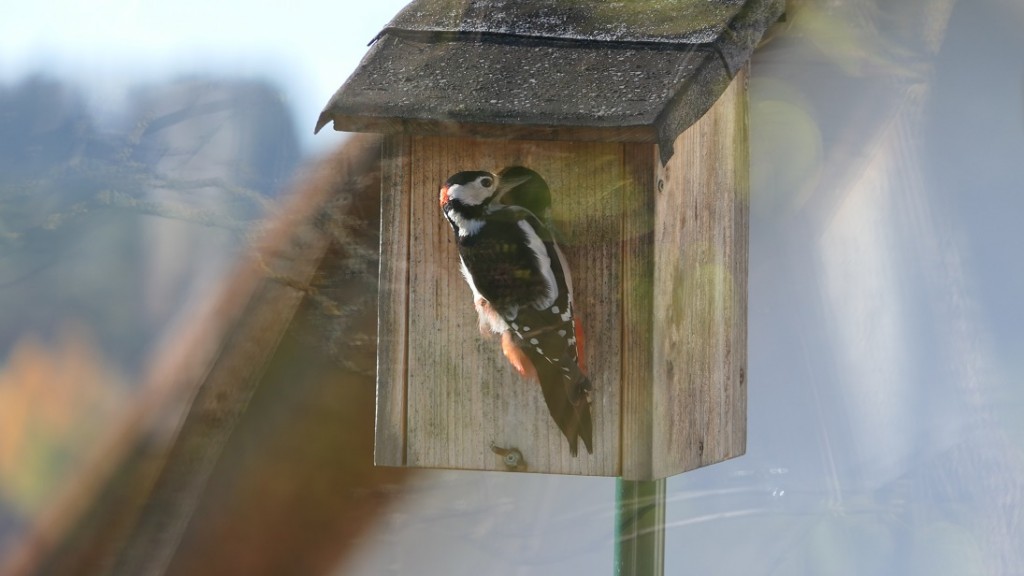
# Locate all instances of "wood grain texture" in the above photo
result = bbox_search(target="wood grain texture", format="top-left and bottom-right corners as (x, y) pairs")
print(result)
(327, 116), (657, 145)
(650, 68), (749, 480)
(377, 71), (748, 478)
(620, 144), (657, 480)
(380, 137), (633, 475)
(375, 135), (412, 466)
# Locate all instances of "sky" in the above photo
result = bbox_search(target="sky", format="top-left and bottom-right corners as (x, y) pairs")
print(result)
(0, 0), (411, 153)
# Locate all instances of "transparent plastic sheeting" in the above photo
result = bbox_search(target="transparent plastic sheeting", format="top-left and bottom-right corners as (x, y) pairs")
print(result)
(343, 2), (1024, 575)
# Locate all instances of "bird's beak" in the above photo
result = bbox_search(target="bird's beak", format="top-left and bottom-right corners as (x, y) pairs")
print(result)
(495, 174), (531, 201)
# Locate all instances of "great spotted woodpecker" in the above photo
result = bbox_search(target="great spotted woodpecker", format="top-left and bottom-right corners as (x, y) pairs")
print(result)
(439, 168), (594, 456)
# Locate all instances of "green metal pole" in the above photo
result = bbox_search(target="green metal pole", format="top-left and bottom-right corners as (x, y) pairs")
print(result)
(615, 478), (666, 576)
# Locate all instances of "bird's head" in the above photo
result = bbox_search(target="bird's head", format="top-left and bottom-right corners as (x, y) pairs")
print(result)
(439, 171), (498, 212)
(439, 169), (534, 213)
(494, 166), (551, 219)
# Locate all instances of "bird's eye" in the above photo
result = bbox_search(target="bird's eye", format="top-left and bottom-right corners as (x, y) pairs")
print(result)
(480, 177), (493, 188)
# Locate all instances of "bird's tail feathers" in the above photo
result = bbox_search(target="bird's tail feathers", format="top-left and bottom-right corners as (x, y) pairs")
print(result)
(535, 360), (594, 456)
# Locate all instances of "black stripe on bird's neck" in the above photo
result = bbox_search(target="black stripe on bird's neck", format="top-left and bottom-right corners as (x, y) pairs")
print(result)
(447, 197), (491, 220)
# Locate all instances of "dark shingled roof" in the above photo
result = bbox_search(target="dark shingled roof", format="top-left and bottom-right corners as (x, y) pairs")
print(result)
(316, 0), (783, 163)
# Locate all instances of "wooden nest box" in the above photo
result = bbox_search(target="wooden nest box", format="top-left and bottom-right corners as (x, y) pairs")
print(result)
(316, 0), (783, 480)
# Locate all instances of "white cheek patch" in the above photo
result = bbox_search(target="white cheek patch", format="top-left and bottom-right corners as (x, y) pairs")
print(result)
(517, 220), (556, 309)
(457, 217), (483, 237)
(448, 182), (490, 206)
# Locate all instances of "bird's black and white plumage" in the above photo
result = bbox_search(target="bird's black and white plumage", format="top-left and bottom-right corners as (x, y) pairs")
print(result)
(439, 167), (593, 456)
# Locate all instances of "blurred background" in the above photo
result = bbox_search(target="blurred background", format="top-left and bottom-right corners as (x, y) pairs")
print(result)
(1, 0), (1022, 574)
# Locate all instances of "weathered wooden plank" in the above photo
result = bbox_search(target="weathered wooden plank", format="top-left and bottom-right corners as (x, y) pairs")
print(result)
(651, 68), (749, 479)
(620, 143), (657, 480)
(375, 135), (412, 466)
(325, 116), (657, 145)
(729, 67), (751, 472)
(558, 141), (625, 476)
(397, 136), (625, 475)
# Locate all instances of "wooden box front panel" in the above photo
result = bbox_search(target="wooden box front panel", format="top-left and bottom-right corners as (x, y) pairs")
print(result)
(375, 70), (748, 479)
(646, 69), (749, 480)
(377, 136), (654, 476)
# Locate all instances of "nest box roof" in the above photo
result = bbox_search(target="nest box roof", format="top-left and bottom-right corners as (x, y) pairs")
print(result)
(315, 0), (783, 162)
